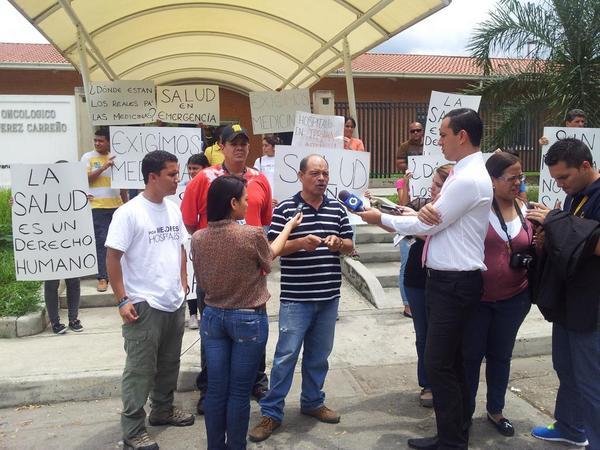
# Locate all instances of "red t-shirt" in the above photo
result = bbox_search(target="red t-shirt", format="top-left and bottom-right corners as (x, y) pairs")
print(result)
(180, 165), (273, 231)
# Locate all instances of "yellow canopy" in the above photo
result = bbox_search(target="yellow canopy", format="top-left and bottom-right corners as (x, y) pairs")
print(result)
(9, 0), (450, 93)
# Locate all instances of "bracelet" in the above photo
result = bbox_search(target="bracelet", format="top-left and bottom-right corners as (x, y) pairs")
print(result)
(118, 296), (130, 309)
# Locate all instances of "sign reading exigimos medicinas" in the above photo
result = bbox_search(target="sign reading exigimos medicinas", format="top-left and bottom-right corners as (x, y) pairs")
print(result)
(10, 163), (97, 281)
(88, 80), (156, 125)
(538, 127), (600, 207)
(156, 85), (220, 125)
(249, 89), (311, 134)
(423, 91), (481, 155)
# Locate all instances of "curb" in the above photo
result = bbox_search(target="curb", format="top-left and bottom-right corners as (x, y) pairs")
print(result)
(342, 257), (395, 308)
(0, 307), (48, 339)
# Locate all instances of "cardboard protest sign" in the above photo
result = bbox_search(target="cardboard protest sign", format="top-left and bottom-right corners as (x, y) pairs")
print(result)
(156, 85), (219, 125)
(166, 186), (197, 300)
(274, 145), (369, 224)
(291, 112), (344, 149)
(88, 80), (156, 125)
(538, 127), (600, 207)
(109, 126), (203, 189)
(408, 153), (491, 199)
(10, 163), (97, 281)
(249, 89), (311, 134)
(423, 91), (481, 155)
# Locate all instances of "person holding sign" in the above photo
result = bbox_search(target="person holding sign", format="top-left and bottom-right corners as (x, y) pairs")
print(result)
(253, 134), (279, 207)
(528, 138), (600, 449)
(396, 122), (424, 171)
(355, 109), (493, 450)
(81, 127), (127, 293)
(106, 150), (194, 450)
(539, 109), (586, 145)
(191, 175), (301, 450)
(342, 116), (365, 151)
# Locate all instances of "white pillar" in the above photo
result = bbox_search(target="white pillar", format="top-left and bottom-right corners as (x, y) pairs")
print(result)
(77, 26), (92, 124)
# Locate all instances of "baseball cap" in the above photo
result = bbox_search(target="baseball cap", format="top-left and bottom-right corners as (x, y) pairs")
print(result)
(220, 124), (249, 143)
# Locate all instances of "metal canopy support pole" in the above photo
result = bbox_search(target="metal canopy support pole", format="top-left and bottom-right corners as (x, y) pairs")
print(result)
(342, 37), (358, 137)
(76, 26), (93, 125)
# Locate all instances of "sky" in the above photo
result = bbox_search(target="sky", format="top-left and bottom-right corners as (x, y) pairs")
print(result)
(0, 0), (501, 56)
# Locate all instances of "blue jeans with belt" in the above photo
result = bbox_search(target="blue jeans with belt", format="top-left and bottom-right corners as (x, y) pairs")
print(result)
(462, 290), (531, 418)
(201, 305), (268, 450)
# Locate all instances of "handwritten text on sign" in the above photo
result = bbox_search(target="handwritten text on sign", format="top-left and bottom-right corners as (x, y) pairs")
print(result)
(88, 80), (156, 125)
(110, 126), (203, 189)
(156, 85), (219, 125)
(11, 163), (97, 281)
(423, 91), (481, 155)
(291, 111), (344, 149)
(538, 127), (600, 207)
(249, 89), (311, 134)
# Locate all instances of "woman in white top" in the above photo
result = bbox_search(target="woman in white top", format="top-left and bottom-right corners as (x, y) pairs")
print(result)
(253, 134), (279, 208)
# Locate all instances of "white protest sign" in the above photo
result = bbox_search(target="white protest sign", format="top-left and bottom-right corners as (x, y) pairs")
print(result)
(109, 126), (203, 189)
(88, 80), (156, 125)
(408, 153), (491, 199)
(538, 127), (600, 207)
(274, 145), (370, 224)
(249, 89), (311, 134)
(423, 91), (481, 155)
(156, 85), (219, 125)
(291, 111), (344, 149)
(166, 186), (198, 300)
(0, 95), (78, 187)
(10, 163), (97, 281)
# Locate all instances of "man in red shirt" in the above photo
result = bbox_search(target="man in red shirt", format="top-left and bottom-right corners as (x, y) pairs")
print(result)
(180, 123), (273, 414)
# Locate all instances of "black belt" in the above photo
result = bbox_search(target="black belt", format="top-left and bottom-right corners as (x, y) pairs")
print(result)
(426, 268), (480, 279)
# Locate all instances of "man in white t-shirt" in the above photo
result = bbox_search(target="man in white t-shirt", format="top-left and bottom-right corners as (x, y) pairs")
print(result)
(106, 150), (194, 450)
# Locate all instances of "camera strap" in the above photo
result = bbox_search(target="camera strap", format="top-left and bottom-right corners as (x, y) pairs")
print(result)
(492, 199), (529, 253)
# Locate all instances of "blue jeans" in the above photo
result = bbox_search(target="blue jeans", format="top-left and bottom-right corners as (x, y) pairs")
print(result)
(260, 299), (339, 423)
(462, 290), (531, 418)
(405, 286), (428, 389)
(92, 208), (116, 280)
(201, 306), (268, 450)
(552, 321), (600, 449)
(399, 239), (411, 306)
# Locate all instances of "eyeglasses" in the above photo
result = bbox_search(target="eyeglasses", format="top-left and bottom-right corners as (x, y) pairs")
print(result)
(498, 173), (526, 183)
(409, 129), (423, 134)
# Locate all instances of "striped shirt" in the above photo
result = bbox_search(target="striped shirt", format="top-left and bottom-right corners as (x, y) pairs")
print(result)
(269, 192), (353, 302)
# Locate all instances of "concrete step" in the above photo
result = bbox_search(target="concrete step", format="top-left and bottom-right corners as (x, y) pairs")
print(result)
(354, 242), (399, 263)
(364, 261), (400, 288)
(60, 279), (114, 308)
(382, 286), (405, 307)
(355, 225), (395, 244)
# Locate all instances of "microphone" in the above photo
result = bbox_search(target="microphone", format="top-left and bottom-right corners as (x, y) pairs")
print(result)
(338, 190), (365, 212)
(294, 202), (305, 216)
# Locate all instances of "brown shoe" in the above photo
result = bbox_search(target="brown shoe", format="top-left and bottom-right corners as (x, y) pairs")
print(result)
(97, 279), (108, 292)
(148, 407), (195, 427)
(248, 416), (280, 442)
(123, 431), (159, 450)
(300, 405), (340, 423)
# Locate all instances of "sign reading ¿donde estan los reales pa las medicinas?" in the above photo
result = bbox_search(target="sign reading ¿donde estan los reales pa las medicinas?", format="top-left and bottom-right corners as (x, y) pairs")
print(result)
(88, 80), (156, 125)
(10, 163), (97, 281)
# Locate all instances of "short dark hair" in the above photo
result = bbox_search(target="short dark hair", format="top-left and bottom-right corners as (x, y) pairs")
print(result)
(544, 138), (593, 168)
(187, 153), (209, 168)
(263, 134), (280, 146)
(565, 109), (586, 123)
(94, 126), (110, 141)
(486, 152), (520, 178)
(299, 154), (327, 173)
(444, 108), (483, 147)
(344, 116), (357, 128)
(141, 150), (178, 184)
(206, 175), (246, 222)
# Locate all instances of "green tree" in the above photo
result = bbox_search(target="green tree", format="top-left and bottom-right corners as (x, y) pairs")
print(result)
(467, 0), (600, 145)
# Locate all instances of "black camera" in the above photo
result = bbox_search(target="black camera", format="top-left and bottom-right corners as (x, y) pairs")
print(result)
(509, 251), (535, 270)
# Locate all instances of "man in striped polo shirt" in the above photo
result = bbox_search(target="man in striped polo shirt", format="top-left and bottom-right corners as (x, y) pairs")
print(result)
(249, 154), (354, 443)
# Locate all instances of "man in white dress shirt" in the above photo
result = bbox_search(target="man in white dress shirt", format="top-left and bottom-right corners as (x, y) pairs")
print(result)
(358, 108), (493, 450)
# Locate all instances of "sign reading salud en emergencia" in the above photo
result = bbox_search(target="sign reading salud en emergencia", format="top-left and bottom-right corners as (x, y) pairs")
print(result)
(249, 89), (311, 134)
(538, 127), (600, 207)
(423, 91), (481, 155)
(88, 80), (156, 125)
(156, 85), (219, 125)
(10, 163), (97, 281)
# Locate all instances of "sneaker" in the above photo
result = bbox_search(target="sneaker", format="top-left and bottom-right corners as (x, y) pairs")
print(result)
(419, 388), (433, 408)
(531, 423), (589, 447)
(148, 407), (194, 427)
(68, 319), (84, 332)
(123, 431), (159, 450)
(97, 279), (108, 292)
(248, 416), (281, 442)
(52, 323), (67, 334)
(300, 405), (341, 423)
(188, 314), (198, 330)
